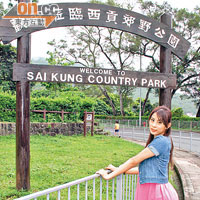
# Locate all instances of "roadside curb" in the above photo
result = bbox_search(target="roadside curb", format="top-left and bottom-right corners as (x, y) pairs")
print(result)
(173, 162), (185, 199)
(173, 149), (200, 200)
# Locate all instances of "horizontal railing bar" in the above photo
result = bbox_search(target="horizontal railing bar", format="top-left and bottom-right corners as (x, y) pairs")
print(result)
(119, 132), (200, 141)
(15, 174), (100, 200)
(31, 110), (73, 114)
(172, 136), (200, 140)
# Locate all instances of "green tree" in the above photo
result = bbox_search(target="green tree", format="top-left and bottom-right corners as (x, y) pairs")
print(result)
(180, 81), (200, 117)
(0, 1), (17, 93)
(41, 50), (75, 95)
(47, 0), (200, 116)
(132, 97), (153, 116)
(0, 43), (17, 93)
(0, 1), (13, 16)
(136, 0), (200, 114)
(171, 107), (184, 118)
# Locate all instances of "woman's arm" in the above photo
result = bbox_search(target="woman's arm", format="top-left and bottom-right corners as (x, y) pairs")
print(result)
(106, 164), (139, 175)
(125, 167), (139, 175)
(97, 147), (154, 180)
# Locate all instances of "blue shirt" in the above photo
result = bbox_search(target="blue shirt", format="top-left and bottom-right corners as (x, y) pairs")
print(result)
(138, 135), (171, 184)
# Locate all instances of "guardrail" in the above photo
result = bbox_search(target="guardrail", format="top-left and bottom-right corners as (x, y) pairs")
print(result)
(100, 121), (200, 155)
(15, 173), (138, 200)
(98, 118), (200, 132)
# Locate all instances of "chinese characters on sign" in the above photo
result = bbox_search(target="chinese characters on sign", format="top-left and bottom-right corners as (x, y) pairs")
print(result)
(4, 3), (181, 50)
(67, 7), (180, 49)
(88, 9), (101, 20)
(10, 18), (45, 32)
(138, 19), (151, 32)
(69, 8), (83, 20)
(167, 34), (180, 48)
(123, 14), (135, 27)
(155, 27), (165, 38)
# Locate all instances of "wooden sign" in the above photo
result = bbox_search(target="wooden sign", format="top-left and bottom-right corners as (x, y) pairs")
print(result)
(13, 63), (177, 89)
(1, 3), (190, 59)
(86, 114), (93, 121)
(84, 111), (95, 137)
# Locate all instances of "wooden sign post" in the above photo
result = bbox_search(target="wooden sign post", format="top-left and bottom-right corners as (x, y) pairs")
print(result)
(159, 13), (172, 109)
(84, 111), (95, 137)
(15, 0), (31, 191)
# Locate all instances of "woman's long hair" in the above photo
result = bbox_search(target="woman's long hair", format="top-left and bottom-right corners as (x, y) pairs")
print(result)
(145, 105), (174, 168)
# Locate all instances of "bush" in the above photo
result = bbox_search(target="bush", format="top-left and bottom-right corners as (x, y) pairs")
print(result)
(171, 107), (184, 117)
(1, 91), (200, 123)
(0, 91), (97, 122)
(0, 93), (16, 122)
(94, 99), (112, 115)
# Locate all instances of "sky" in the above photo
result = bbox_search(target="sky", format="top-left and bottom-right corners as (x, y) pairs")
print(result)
(4, 0), (199, 59)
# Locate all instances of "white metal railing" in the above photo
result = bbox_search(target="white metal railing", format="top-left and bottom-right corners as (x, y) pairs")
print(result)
(15, 173), (138, 200)
(98, 118), (200, 131)
(100, 121), (200, 154)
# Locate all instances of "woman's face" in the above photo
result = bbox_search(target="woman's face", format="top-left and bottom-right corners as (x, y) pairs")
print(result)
(149, 112), (167, 137)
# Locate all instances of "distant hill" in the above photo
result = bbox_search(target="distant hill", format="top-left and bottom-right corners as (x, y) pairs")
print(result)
(134, 88), (197, 116)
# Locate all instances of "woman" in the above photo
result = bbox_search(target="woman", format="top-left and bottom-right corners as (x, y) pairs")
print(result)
(96, 106), (178, 200)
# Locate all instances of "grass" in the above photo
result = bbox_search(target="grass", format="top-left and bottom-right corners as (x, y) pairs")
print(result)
(0, 134), (177, 199)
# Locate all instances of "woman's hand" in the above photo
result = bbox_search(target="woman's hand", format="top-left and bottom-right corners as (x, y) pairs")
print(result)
(105, 164), (117, 172)
(96, 169), (110, 180)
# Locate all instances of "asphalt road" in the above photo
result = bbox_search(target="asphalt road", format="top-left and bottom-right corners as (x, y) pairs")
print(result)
(103, 125), (200, 155)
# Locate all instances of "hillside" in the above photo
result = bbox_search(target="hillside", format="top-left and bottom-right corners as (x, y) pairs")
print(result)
(134, 88), (197, 116)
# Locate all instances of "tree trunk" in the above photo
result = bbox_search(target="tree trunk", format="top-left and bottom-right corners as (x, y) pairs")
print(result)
(118, 86), (125, 116)
(196, 105), (200, 117)
(141, 88), (152, 116)
(99, 86), (117, 116)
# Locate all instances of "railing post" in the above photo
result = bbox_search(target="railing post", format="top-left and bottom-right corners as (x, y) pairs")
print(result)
(190, 132), (192, 152)
(100, 177), (102, 200)
(61, 110), (64, 121)
(116, 174), (122, 200)
(179, 131), (181, 149)
(84, 111), (87, 137)
(132, 126), (134, 140)
(91, 111), (95, 136)
(43, 109), (46, 121)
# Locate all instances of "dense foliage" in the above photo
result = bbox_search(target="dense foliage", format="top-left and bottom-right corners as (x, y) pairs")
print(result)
(1, 89), (199, 123)
(0, 43), (17, 93)
(0, 90), (96, 122)
(0, 92), (16, 122)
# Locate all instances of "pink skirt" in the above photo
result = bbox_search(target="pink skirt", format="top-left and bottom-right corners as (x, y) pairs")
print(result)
(135, 178), (179, 200)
